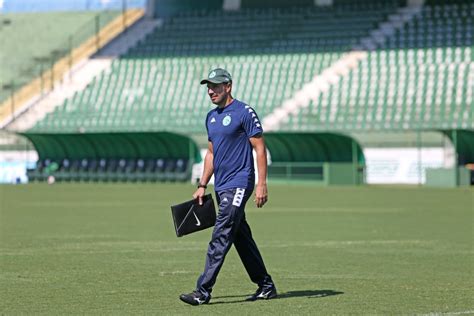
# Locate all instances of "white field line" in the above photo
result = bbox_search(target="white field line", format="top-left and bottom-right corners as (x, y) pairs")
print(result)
(418, 310), (474, 316)
(158, 270), (193, 277)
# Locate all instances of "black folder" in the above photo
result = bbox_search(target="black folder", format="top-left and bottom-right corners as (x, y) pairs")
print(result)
(171, 194), (217, 237)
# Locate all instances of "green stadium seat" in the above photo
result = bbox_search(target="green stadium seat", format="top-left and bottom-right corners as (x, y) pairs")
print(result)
(276, 2), (472, 132)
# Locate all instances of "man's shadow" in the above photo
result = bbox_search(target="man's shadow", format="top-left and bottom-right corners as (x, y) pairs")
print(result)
(211, 289), (344, 305)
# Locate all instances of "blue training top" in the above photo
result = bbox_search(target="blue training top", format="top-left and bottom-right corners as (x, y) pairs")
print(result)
(206, 99), (263, 192)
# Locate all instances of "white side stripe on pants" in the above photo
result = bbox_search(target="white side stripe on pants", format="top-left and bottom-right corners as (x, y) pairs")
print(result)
(232, 188), (245, 207)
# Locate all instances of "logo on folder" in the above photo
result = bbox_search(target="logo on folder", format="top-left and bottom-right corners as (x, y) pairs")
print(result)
(193, 211), (201, 226)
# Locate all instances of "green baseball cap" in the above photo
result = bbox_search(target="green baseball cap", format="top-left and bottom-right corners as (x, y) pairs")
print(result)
(200, 68), (232, 85)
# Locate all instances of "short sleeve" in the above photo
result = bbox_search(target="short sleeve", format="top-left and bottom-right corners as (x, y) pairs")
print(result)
(241, 105), (263, 138)
(205, 112), (211, 141)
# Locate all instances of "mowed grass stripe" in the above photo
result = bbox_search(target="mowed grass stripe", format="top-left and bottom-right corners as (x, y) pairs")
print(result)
(0, 184), (472, 314)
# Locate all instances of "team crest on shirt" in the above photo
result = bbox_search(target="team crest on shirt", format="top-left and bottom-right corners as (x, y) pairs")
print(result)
(222, 115), (232, 126)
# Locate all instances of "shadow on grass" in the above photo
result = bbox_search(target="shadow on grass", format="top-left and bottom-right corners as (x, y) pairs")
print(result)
(211, 289), (343, 305)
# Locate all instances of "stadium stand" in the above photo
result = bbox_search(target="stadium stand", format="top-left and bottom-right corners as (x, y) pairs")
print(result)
(21, 0), (406, 182)
(14, 0), (473, 184)
(279, 2), (473, 131)
(0, 8), (145, 129)
(382, 2), (473, 49)
(29, 0), (403, 135)
(130, 2), (401, 56)
(30, 53), (340, 133)
(0, 11), (119, 102)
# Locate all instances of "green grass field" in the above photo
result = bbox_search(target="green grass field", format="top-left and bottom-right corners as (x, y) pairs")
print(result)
(0, 184), (472, 315)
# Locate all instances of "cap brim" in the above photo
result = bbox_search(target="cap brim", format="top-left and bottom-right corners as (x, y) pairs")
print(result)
(200, 78), (230, 85)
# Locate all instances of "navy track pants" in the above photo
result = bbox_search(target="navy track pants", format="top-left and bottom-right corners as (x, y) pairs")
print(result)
(196, 188), (273, 297)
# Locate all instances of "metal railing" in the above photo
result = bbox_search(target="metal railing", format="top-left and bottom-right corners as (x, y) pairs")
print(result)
(268, 161), (365, 185)
(0, 0), (142, 125)
(268, 162), (325, 181)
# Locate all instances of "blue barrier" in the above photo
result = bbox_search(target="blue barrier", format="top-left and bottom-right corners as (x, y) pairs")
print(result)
(0, 0), (145, 13)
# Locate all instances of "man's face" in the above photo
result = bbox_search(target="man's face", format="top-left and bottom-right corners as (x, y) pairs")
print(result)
(207, 82), (231, 105)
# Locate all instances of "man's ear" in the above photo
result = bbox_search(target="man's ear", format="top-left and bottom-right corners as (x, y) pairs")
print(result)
(225, 83), (232, 93)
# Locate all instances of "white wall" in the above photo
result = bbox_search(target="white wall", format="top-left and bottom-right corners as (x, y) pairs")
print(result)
(0, 151), (37, 183)
(364, 147), (451, 184)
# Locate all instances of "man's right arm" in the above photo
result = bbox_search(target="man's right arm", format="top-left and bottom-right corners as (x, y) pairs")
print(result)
(193, 141), (214, 205)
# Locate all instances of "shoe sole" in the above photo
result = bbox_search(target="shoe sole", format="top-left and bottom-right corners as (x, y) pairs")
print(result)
(246, 291), (278, 301)
(179, 296), (210, 306)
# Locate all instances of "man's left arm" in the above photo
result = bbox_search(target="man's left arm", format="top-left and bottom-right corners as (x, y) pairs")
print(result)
(249, 135), (268, 208)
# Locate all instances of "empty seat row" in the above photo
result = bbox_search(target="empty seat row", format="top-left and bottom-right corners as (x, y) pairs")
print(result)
(31, 52), (341, 133)
(26, 158), (191, 182)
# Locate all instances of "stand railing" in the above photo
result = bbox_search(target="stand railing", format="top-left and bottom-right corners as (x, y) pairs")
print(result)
(0, 4), (144, 128)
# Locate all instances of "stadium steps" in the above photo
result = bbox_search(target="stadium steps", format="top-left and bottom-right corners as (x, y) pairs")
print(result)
(263, 51), (367, 131)
(356, 4), (424, 50)
(97, 18), (162, 58)
(264, 1), (421, 131)
(0, 8), (145, 130)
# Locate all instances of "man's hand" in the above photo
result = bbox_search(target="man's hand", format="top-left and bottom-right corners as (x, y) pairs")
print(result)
(254, 183), (268, 208)
(193, 187), (206, 205)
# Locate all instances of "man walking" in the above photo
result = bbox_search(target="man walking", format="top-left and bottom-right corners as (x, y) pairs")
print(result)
(179, 68), (277, 306)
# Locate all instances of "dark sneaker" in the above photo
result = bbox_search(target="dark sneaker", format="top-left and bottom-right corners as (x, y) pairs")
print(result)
(246, 286), (277, 301)
(179, 291), (210, 306)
